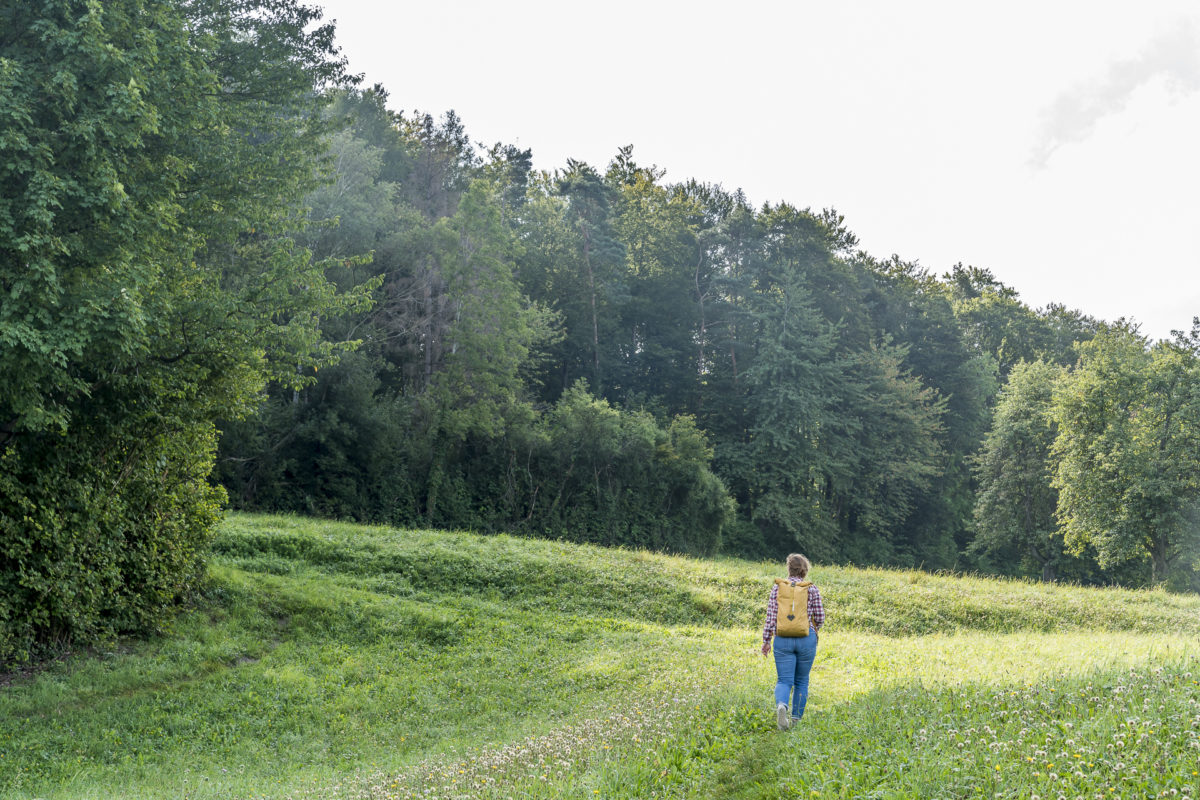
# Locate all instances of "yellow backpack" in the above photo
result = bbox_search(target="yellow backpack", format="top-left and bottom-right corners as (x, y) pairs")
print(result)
(774, 578), (814, 637)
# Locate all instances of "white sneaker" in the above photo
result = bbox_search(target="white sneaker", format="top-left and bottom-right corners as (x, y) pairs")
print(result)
(776, 703), (791, 731)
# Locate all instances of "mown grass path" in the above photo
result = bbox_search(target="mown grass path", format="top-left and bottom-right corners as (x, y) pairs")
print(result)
(1, 514), (1198, 799)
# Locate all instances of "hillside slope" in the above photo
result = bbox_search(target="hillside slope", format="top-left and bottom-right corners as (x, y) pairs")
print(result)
(1, 513), (1197, 799)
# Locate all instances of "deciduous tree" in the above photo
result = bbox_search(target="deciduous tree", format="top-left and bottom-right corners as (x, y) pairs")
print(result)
(1053, 322), (1200, 586)
(972, 359), (1067, 581)
(0, 0), (364, 662)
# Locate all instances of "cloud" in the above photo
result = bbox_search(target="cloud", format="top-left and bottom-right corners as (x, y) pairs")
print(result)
(1029, 20), (1200, 169)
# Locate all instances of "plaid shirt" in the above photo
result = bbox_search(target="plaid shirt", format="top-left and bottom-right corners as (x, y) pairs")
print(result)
(762, 578), (825, 647)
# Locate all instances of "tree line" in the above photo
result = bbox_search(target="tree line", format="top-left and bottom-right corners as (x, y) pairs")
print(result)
(2, 0), (1198, 665)
(214, 89), (1200, 592)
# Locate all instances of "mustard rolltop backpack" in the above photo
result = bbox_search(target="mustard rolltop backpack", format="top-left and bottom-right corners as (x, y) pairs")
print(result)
(774, 578), (814, 637)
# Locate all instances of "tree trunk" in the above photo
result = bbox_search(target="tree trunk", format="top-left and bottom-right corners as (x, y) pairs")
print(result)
(694, 251), (706, 373)
(1029, 542), (1055, 582)
(580, 219), (601, 392)
(1151, 533), (1171, 583)
(422, 263), (434, 388)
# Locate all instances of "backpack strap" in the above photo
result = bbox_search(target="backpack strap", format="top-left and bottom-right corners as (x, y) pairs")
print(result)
(796, 581), (813, 618)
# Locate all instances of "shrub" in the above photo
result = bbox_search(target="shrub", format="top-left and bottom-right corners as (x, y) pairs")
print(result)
(0, 425), (223, 663)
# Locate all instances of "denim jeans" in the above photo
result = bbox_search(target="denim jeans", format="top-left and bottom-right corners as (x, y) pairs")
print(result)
(773, 628), (818, 720)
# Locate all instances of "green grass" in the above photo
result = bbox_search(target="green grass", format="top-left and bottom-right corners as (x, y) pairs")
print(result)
(1, 512), (1198, 799)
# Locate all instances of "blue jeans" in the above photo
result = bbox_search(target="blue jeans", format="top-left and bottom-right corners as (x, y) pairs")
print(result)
(773, 629), (817, 720)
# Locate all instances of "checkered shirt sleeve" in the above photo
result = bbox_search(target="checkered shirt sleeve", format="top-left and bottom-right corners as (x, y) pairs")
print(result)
(808, 585), (825, 630)
(762, 583), (779, 646)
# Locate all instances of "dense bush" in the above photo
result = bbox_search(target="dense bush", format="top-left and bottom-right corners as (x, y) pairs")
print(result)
(0, 426), (223, 662)
(512, 384), (732, 554)
(221, 382), (732, 556)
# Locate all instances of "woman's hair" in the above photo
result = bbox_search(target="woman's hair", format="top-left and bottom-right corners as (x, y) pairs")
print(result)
(786, 553), (810, 578)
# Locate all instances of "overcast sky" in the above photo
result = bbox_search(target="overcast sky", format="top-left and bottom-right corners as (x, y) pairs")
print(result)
(315, 0), (1200, 342)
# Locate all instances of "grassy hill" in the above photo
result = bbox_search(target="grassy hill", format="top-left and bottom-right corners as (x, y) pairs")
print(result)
(2, 513), (1198, 799)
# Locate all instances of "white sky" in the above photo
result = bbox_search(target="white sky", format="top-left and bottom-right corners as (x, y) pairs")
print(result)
(315, 0), (1200, 342)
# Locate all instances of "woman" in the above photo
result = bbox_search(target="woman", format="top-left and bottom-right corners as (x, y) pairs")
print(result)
(760, 552), (825, 731)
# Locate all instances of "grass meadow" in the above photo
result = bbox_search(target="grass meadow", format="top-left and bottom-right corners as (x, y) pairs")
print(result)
(2, 513), (1198, 799)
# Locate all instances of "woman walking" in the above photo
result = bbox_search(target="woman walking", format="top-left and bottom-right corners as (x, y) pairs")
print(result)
(761, 553), (825, 731)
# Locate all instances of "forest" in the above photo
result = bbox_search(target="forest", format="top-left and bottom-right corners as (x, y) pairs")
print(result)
(2, 0), (1199, 664)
